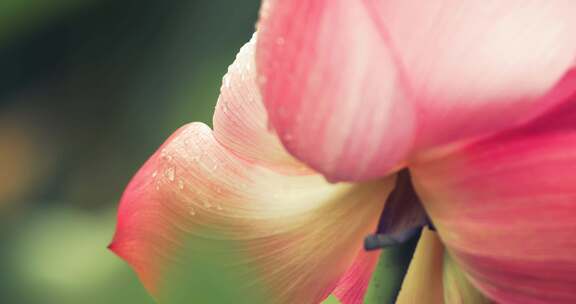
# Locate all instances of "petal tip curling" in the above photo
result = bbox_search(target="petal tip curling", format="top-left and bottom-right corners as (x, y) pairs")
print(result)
(111, 37), (395, 303)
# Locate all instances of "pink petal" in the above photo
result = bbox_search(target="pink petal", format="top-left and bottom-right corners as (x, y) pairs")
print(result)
(257, 0), (415, 181)
(411, 98), (576, 303)
(110, 37), (395, 303)
(213, 36), (311, 175)
(332, 250), (380, 304)
(257, 0), (576, 181)
(367, 0), (576, 148)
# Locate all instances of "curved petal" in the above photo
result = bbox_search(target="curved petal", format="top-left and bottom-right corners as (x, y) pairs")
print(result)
(213, 36), (311, 175)
(256, 0), (576, 181)
(412, 98), (576, 303)
(366, 0), (576, 148)
(332, 250), (380, 304)
(110, 38), (395, 303)
(257, 0), (415, 181)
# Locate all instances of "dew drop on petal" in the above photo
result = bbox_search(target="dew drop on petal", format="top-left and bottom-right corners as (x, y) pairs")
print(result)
(165, 167), (175, 182)
(160, 149), (173, 161)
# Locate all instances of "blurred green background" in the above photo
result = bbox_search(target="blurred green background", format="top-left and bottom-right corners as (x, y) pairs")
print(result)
(0, 0), (259, 302)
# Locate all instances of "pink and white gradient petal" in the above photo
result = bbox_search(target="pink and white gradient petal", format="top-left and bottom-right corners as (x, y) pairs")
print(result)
(367, 0), (576, 149)
(110, 38), (394, 304)
(257, 0), (415, 182)
(412, 98), (576, 303)
(257, 0), (576, 181)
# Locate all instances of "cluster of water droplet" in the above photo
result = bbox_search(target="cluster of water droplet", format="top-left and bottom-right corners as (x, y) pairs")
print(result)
(150, 147), (230, 217)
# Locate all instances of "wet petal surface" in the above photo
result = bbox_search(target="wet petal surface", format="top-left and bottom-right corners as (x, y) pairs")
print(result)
(110, 38), (394, 303)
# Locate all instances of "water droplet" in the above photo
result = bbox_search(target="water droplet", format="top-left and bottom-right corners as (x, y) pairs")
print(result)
(178, 179), (184, 190)
(160, 149), (173, 161)
(151, 170), (158, 178)
(165, 167), (175, 181)
(189, 208), (196, 216)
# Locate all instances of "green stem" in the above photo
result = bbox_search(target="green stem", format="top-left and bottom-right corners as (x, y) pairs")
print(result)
(364, 229), (421, 304)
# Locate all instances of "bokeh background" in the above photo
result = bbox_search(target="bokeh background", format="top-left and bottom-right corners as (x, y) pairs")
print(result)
(0, 1), (260, 302)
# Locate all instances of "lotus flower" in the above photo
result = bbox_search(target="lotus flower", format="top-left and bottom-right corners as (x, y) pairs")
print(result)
(110, 1), (576, 303)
